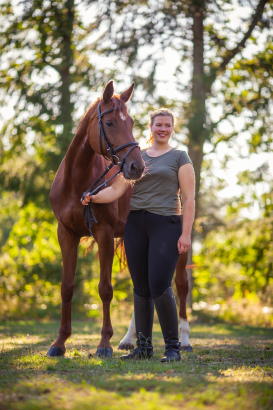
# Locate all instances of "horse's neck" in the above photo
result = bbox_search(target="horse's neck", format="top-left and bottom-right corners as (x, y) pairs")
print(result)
(63, 133), (97, 187)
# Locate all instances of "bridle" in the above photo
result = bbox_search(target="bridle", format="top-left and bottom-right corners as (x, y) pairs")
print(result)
(97, 102), (139, 166)
(81, 101), (140, 235)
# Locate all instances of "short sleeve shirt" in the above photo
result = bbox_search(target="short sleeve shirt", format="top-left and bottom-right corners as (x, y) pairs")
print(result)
(130, 148), (192, 216)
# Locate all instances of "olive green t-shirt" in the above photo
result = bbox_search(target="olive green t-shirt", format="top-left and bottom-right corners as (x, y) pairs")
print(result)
(130, 149), (192, 216)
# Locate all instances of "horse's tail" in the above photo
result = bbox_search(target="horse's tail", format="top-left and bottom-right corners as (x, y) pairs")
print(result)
(114, 238), (127, 271)
(80, 236), (96, 256)
(80, 236), (128, 271)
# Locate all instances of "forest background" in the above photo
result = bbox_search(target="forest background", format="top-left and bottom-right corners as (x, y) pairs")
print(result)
(0, 0), (272, 326)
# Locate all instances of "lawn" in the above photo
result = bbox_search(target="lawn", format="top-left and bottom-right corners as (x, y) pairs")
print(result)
(0, 315), (272, 409)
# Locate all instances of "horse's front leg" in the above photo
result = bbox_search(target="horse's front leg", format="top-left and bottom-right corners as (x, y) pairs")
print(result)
(175, 253), (193, 352)
(47, 222), (80, 357)
(94, 225), (114, 358)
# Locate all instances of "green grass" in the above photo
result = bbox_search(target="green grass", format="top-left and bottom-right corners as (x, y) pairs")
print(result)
(0, 316), (272, 409)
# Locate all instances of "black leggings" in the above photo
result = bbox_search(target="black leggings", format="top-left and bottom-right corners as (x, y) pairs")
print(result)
(124, 210), (182, 299)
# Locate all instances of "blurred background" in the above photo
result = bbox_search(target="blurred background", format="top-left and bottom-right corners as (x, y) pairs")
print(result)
(0, 0), (272, 326)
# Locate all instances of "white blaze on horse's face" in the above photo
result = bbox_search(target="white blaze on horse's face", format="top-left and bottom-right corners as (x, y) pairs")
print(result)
(119, 112), (126, 121)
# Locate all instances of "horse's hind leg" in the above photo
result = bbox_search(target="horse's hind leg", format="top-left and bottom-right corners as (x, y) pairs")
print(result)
(47, 222), (80, 357)
(94, 226), (114, 358)
(118, 311), (136, 350)
(175, 253), (192, 352)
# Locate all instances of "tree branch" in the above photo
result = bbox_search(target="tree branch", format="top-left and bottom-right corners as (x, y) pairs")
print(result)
(218, 0), (268, 72)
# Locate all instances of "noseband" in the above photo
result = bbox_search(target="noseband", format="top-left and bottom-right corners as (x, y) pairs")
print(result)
(81, 101), (140, 235)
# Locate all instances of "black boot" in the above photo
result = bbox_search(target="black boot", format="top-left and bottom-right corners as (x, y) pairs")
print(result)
(154, 287), (181, 363)
(120, 293), (154, 360)
(120, 332), (153, 360)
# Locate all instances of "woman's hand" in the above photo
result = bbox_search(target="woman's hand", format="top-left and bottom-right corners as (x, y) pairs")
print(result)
(80, 174), (130, 205)
(81, 193), (92, 205)
(177, 233), (191, 254)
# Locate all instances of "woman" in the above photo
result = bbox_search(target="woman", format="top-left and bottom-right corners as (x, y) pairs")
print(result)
(82, 109), (195, 362)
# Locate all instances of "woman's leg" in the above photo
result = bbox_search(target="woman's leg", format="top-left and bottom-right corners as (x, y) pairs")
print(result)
(146, 213), (182, 362)
(124, 211), (150, 298)
(121, 211), (154, 359)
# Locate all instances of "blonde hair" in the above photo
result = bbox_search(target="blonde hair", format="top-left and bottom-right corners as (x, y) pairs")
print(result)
(150, 108), (175, 126)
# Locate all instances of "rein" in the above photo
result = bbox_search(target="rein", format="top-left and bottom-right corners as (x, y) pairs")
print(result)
(81, 101), (139, 236)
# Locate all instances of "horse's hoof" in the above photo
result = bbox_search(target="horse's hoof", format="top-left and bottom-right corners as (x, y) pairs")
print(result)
(47, 346), (65, 357)
(118, 342), (135, 351)
(180, 344), (193, 352)
(95, 347), (113, 358)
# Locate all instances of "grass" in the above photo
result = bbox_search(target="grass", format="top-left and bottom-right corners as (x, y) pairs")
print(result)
(0, 315), (273, 410)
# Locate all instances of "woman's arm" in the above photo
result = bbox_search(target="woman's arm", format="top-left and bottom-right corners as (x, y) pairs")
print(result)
(177, 163), (196, 254)
(81, 174), (130, 205)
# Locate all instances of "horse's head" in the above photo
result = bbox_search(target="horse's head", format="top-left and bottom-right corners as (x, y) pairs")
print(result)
(88, 81), (144, 180)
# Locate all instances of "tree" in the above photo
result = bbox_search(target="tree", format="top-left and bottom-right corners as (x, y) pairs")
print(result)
(0, 0), (112, 205)
(194, 181), (273, 308)
(96, 0), (272, 215)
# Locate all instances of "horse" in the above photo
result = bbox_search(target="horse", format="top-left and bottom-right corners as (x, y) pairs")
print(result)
(118, 252), (193, 352)
(47, 81), (145, 358)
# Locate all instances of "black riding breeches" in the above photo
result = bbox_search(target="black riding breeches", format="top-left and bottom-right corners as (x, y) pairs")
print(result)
(124, 210), (182, 299)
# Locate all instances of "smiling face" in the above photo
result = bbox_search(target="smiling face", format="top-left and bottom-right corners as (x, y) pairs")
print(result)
(150, 114), (174, 145)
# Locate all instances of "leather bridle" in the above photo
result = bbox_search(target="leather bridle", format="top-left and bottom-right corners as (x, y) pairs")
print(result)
(97, 102), (139, 167)
(81, 101), (140, 235)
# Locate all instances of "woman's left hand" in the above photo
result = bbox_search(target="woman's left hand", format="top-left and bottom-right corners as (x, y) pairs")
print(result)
(177, 233), (191, 254)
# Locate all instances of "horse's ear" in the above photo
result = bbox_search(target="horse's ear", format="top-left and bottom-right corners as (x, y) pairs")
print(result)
(120, 83), (135, 103)
(103, 80), (114, 104)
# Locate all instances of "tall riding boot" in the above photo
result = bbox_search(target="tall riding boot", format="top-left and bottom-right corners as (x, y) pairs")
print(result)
(154, 287), (181, 362)
(120, 293), (154, 360)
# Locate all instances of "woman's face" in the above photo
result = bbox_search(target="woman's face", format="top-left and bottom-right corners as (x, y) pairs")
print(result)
(150, 115), (174, 145)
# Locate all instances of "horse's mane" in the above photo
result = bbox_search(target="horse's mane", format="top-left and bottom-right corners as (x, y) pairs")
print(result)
(74, 98), (100, 142)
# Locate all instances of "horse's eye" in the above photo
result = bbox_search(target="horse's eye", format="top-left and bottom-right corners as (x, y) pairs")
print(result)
(106, 121), (113, 127)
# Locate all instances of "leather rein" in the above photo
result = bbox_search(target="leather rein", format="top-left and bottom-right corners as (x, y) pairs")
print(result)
(81, 101), (139, 236)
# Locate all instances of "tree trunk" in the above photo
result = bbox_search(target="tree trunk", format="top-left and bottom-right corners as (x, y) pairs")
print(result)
(59, 0), (75, 158)
(186, 2), (206, 306)
(188, 2), (206, 217)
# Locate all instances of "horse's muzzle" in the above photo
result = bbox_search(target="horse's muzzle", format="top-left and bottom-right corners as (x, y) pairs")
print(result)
(123, 159), (145, 180)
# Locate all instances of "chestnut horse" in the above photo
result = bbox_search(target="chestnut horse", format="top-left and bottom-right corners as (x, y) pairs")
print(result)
(47, 81), (144, 358)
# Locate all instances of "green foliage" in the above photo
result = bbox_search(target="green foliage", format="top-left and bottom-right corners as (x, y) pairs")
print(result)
(0, 203), (61, 318)
(194, 215), (273, 306)
(0, 0), (112, 205)
(0, 202), (132, 319)
(195, 159), (273, 313)
(0, 204), (93, 319)
(215, 41), (273, 154)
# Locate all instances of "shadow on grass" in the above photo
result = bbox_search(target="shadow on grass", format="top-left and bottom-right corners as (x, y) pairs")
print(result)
(1, 350), (273, 410)
(1, 320), (273, 409)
